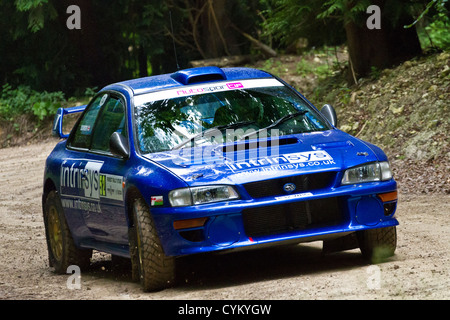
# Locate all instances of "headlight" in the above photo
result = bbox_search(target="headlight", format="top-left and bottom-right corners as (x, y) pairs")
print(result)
(341, 161), (392, 185)
(169, 185), (239, 207)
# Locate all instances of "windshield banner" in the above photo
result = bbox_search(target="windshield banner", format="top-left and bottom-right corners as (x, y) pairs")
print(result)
(134, 78), (283, 105)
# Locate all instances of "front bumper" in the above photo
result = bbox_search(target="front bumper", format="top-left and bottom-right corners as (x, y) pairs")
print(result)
(151, 179), (399, 256)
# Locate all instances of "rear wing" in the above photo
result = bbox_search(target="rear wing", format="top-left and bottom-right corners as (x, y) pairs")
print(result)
(52, 105), (87, 139)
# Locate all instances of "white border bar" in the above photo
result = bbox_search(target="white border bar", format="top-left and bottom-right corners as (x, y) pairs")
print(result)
(134, 78), (283, 105)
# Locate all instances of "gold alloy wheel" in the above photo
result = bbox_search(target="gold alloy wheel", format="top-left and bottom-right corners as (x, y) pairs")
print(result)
(47, 205), (63, 261)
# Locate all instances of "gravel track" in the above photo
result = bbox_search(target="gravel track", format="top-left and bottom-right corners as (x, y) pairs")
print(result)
(0, 140), (448, 300)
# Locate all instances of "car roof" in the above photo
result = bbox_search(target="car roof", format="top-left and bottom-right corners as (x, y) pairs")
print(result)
(102, 66), (274, 96)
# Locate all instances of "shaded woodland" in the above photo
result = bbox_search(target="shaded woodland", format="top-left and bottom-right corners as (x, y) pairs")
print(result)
(0, 0), (448, 95)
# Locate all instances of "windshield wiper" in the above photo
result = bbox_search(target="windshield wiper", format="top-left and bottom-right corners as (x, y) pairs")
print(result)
(172, 120), (256, 150)
(241, 110), (307, 140)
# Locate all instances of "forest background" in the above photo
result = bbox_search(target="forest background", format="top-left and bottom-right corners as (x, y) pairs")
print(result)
(0, 0), (448, 157)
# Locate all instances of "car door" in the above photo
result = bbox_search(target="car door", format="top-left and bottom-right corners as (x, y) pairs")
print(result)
(66, 92), (129, 245)
(86, 93), (129, 245)
(60, 94), (104, 242)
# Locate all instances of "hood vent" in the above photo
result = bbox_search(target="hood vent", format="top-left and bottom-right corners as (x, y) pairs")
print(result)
(312, 140), (354, 150)
(220, 137), (299, 154)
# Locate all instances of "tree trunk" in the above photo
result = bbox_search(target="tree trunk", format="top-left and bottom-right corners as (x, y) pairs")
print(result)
(198, 0), (241, 58)
(138, 46), (148, 78)
(344, 0), (422, 81)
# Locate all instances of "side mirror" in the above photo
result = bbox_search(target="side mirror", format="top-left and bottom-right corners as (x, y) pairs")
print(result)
(320, 104), (338, 127)
(110, 132), (129, 158)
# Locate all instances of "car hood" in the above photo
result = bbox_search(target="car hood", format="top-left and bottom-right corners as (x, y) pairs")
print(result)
(142, 130), (385, 186)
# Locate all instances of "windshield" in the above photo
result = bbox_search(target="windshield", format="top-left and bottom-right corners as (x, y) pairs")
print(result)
(134, 79), (329, 153)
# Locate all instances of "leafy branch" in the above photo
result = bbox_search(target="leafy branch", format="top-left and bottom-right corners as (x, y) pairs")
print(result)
(404, 0), (449, 28)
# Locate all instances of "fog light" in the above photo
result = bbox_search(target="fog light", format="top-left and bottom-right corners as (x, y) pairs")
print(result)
(383, 202), (396, 216)
(378, 190), (398, 217)
(173, 217), (208, 230)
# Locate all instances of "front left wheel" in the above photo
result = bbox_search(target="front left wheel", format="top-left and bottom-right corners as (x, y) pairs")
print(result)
(43, 190), (92, 273)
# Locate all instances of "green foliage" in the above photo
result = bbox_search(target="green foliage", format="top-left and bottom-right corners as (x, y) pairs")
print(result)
(296, 59), (333, 79)
(84, 87), (98, 99)
(415, 0), (450, 49)
(261, 0), (346, 48)
(425, 19), (450, 49)
(317, 0), (370, 24)
(1, 0), (446, 100)
(261, 59), (286, 75)
(14, 0), (57, 33)
(404, 0), (448, 28)
(369, 66), (382, 80)
(0, 84), (66, 125)
(14, 0), (48, 12)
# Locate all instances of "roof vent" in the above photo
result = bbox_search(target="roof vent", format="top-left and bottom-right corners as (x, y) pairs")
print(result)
(171, 66), (226, 85)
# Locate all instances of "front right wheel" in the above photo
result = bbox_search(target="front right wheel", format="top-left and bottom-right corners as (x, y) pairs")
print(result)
(357, 226), (397, 263)
(129, 197), (175, 292)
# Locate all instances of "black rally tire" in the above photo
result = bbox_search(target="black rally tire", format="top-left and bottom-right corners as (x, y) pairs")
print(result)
(43, 190), (92, 273)
(129, 197), (175, 292)
(357, 226), (397, 263)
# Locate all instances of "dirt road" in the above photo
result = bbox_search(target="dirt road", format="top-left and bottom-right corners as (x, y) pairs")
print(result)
(0, 140), (448, 300)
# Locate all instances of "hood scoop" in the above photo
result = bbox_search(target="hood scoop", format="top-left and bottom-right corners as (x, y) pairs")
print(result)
(171, 66), (226, 85)
(220, 137), (300, 154)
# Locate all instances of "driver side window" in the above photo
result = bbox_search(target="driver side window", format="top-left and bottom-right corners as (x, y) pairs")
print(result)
(68, 93), (127, 154)
(91, 96), (126, 153)
(69, 95), (104, 149)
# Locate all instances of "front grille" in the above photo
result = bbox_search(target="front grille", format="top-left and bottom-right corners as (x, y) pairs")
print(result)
(242, 197), (343, 238)
(243, 172), (335, 199)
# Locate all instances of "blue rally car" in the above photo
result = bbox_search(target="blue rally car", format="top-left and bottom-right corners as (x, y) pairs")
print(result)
(42, 66), (398, 291)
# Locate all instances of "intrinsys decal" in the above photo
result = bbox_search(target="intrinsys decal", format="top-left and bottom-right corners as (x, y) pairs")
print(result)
(225, 150), (336, 173)
(60, 159), (124, 202)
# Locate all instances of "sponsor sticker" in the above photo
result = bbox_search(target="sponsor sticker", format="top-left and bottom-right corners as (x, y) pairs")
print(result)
(151, 196), (164, 206)
(99, 94), (108, 106)
(275, 192), (313, 201)
(283, 151), (333, 163)
(99, 174), (124, 201)
(80, 124), (91, 132)
(134, 78), (283, 105)
(60, 159), (124, 202)
(226, 82), (244, 89)
(225, 150), (335, 173)
(61, 198), (101, 213)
